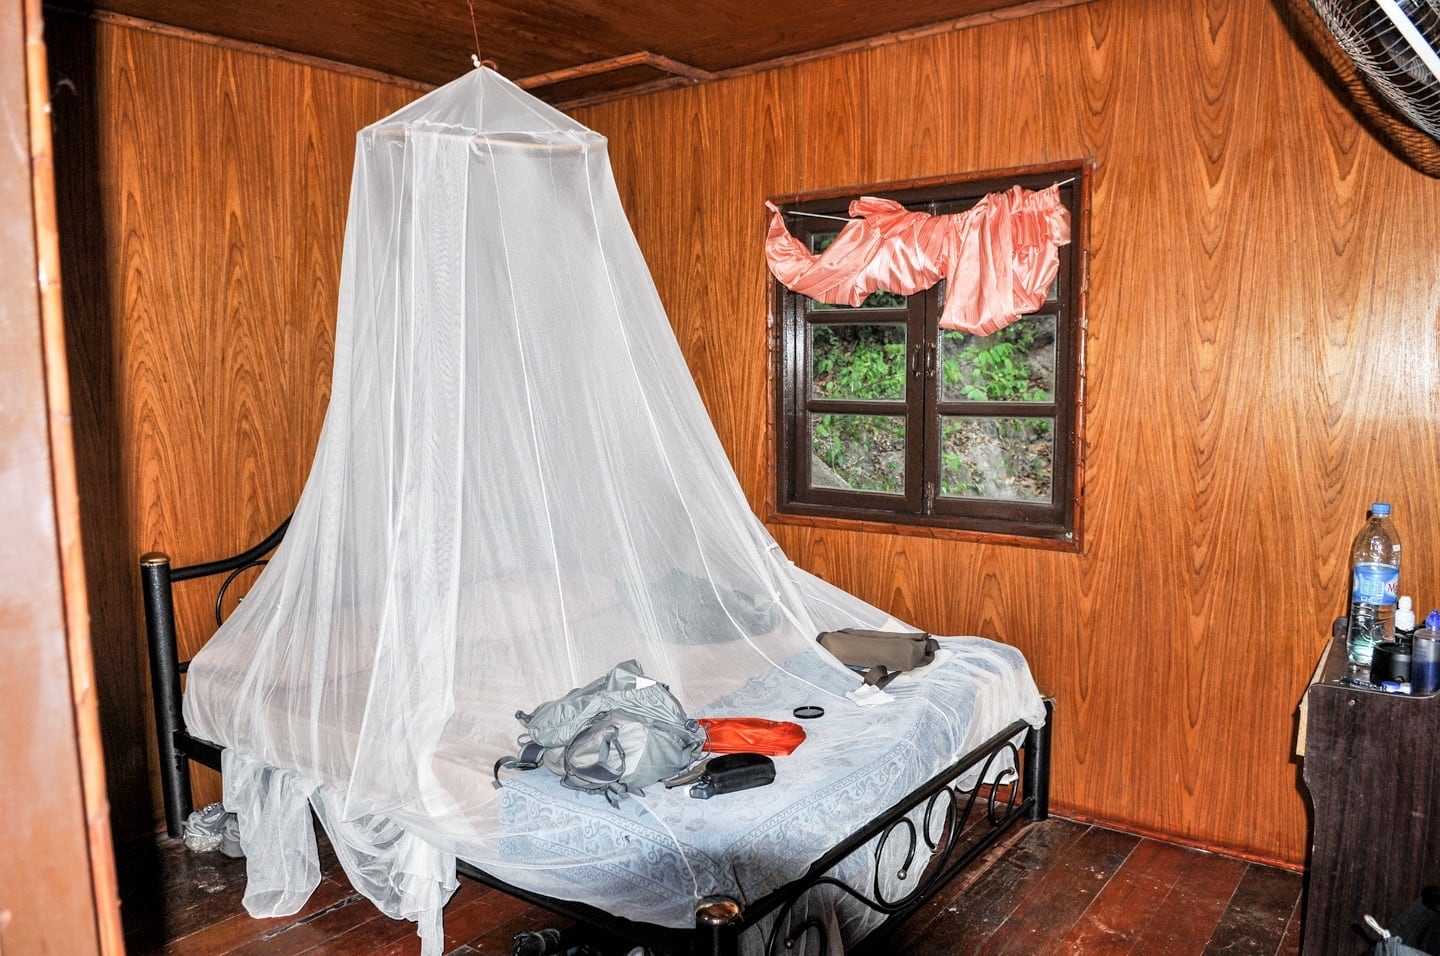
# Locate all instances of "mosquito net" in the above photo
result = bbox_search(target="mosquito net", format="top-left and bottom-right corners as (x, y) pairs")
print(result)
(182, 67), (1043, 954)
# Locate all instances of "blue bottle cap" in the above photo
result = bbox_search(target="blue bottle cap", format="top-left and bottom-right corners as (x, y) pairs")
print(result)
(1428, 610), (1440, 629)
(1372, 502), (1391, 516)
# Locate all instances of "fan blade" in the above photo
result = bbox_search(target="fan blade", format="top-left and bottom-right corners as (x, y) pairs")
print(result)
(1375, 0), (1440, 87)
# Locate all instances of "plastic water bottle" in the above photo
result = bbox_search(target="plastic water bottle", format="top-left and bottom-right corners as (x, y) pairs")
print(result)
(1345, 502), (1401, 665)
(1413, 610), (1440, 695)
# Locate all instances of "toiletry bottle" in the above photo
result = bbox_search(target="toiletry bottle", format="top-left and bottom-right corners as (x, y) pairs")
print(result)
(1412, 610), (1440, 695)
(1396, 596), (1417, 648)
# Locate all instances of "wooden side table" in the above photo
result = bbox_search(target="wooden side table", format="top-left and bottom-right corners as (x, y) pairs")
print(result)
(1299, 634), (1440, 955)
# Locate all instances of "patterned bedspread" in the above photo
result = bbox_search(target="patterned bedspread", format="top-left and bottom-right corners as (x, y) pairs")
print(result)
(471, 638), (1046, 938)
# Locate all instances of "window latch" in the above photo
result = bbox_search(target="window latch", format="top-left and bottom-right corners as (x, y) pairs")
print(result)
(910, 343), (936, 380)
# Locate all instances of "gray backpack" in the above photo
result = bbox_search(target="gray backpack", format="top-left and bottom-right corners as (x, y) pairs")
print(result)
(493, 660), (707, 805)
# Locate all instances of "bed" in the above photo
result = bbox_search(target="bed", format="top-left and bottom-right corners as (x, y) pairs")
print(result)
(138, 65), (1059, 956)
(141, 520), (1052, 956)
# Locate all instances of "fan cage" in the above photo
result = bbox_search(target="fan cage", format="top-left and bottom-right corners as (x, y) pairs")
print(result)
(1311, 0), (1440, 142)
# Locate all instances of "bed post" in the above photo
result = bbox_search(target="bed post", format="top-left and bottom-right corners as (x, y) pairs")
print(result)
(693, 896), (742, 956)
(141, 552), (191, 838)
(1023, 697), (1054, 821)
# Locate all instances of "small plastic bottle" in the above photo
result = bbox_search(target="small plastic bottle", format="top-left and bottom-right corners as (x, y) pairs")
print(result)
(1395, 596), (1417, 648)
(1411, 610), (1440, 695)
(1345, 502), (1402, 666)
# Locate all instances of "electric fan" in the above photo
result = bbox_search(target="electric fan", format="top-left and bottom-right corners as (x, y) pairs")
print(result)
(1312, 0), (1440, 139)
(1286, 0), (1440, 175)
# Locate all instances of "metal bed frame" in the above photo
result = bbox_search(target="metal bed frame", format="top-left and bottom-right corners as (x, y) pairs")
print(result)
(141, 522), (1052, 956)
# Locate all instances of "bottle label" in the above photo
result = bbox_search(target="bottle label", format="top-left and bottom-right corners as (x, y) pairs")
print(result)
(1352, 562), (1399, 604)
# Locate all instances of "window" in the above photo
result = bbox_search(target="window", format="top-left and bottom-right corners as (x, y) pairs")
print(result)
(771, 167), (1085, 547)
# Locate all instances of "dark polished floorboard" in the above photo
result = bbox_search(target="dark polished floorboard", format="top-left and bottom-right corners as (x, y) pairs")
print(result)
(119, 818), (1303, 955)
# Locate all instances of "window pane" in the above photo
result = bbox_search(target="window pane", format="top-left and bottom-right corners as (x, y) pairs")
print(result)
(810, 413), (905, 493)
(807, 233), (907, 311)
(809, 292), (908, 311)
(940, 315), (1056, 403)
(809, 324), (907, 401)
(939, 416), (1053, 502)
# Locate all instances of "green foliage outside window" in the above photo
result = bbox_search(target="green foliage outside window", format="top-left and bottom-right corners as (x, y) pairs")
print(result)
(812, 413), (905, 493)
(946, 322), (1051, 402)
(940, 417), (1052, 501)
(810, 324), (906, 493)
(810, 325), (905, 400)
(808, 316), (1055, 500)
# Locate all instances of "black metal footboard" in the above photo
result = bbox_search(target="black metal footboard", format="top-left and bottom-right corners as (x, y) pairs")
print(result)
(140, 526), (1053, 956)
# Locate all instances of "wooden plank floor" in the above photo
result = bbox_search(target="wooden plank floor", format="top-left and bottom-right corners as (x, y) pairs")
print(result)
(119, 818), (1303, 955)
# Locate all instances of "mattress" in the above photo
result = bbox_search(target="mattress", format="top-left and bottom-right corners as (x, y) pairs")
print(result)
(207, 636), (1045, 953)
(444, 638), (1046, 934)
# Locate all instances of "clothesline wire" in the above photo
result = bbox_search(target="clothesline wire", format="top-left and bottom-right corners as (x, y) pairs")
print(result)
(780, 176), (1077, 222)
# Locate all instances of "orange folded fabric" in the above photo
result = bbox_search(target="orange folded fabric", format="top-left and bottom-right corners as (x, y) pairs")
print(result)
(698, 717), (807, 756)
(764, 184), (1071, 336)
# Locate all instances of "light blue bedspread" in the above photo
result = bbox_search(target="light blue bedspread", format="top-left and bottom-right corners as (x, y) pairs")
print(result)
(480, 638), (1046, 941)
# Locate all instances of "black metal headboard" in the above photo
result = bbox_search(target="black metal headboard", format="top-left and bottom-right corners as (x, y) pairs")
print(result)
(139, 516), (290, 836)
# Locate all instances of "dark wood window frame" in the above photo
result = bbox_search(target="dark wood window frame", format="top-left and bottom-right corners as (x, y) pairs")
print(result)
(768, 163), (1088, 550)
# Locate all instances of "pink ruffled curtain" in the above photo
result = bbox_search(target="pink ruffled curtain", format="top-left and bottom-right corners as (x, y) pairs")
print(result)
(764, 184), (1071, 336)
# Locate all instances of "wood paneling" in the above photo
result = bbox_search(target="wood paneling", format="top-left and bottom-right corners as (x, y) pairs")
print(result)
(577, 0), (1440, 868)
(73, 0), (1091, 94)
(50, 0), (1440, 869)
(48, 12), (417, 828)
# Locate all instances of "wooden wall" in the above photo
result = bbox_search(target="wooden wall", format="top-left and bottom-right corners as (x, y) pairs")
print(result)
(47, 12), (417, 833)
(49, 0), (1440, 868)
(573, 1), (1440, 868)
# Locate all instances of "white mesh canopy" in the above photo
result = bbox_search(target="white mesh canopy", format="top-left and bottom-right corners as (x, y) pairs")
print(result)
(182, 68), (1043, 955)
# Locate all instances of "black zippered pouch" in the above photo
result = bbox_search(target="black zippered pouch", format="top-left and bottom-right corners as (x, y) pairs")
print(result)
(688, 752), (775, 799)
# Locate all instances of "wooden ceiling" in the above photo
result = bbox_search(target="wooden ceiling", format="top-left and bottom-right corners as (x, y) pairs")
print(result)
(73, 0), (1087, 106)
